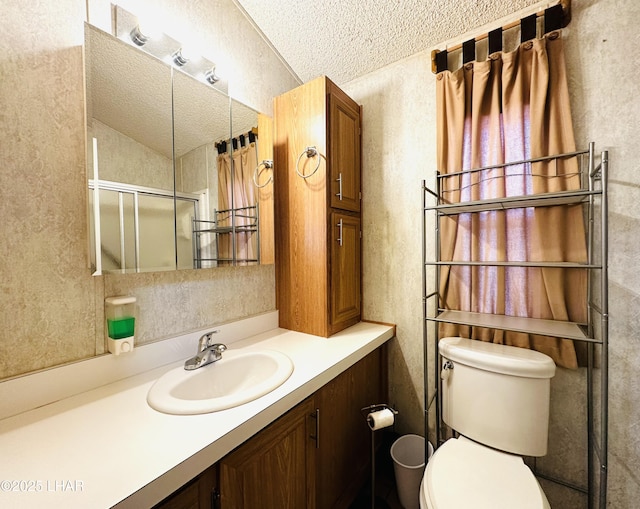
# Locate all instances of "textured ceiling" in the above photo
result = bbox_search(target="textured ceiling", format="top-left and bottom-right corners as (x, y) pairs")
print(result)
(234, 0), (544, 85)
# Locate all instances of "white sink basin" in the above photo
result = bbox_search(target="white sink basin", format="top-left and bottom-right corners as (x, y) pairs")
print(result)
(147, 349), (294, 415)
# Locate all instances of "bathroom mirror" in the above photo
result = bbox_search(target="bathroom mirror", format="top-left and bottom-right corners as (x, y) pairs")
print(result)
(86, 24), (176, 273)
(85, 23), (273, 273)
(172, 68), (232, 269)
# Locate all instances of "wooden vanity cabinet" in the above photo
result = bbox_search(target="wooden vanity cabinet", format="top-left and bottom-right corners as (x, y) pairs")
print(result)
(315, 344), (386, 509)
(152, 464), (218, 509)
(219, 397), (317, 508)
(274, 75), (362, 337)
(154, 345), (386, 509)
(220, 345), (385, 509)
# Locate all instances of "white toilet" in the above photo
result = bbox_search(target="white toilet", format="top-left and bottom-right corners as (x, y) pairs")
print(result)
(420, 337), (556, 509)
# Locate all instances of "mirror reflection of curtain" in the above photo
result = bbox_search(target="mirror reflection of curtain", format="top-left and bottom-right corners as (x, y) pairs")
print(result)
(234, 141), (258, 264)
(217, 136), (259, 265)
(217, 151), (233, 264)
(436, 32), (586, 369)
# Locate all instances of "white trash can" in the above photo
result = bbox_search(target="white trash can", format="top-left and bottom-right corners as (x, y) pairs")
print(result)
(390, 434), (433, 509)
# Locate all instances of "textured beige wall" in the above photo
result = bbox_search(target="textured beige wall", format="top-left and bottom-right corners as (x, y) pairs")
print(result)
(343, 53), (436, 438)
(0, 0), (95, 378)
(344, 0), (640, 507)
(567, 2), (640, 507)
(90, 120), (174, 190)
(0, 0), (299, 380)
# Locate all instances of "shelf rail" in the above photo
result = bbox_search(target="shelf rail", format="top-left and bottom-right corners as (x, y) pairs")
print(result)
(422, 143), (609, 508)
(192, 204), (260, 268)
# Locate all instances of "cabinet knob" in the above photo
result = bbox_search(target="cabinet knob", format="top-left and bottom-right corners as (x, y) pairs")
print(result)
(211, 487), (221, 509)
(310, 408), (320, 448)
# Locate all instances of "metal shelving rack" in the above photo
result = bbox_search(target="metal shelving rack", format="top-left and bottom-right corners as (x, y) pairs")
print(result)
(422, 142), (609, 508)
(192, 204), (260, 267)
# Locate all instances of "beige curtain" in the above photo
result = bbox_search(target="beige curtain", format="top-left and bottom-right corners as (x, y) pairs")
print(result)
(436, 32), (586, 369)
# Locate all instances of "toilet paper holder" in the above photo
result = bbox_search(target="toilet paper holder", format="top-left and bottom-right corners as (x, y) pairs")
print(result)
(360, 403), (398, 429)
(360, 403), (398, 509)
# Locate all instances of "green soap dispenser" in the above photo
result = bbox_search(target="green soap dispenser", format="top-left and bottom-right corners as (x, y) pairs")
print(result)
(105, 296), (137, 355)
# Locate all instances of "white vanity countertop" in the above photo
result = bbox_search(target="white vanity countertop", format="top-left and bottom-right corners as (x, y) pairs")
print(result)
(0, 318), (394, 509)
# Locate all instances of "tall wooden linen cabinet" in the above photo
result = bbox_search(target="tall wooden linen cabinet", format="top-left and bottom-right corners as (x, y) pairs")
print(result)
(274, 76), (362, 337)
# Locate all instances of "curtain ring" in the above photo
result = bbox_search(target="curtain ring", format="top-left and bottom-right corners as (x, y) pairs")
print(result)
(296, 146), (322, 179)
(253, 160), (273, 188)
(523, 41), (534, 50)
(547, 31), (560, 40)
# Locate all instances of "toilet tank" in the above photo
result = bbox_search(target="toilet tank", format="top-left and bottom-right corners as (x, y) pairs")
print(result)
(440, 337), (556, 457)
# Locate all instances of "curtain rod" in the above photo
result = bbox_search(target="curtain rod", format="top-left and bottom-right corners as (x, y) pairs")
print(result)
(431, 0), (571, 73)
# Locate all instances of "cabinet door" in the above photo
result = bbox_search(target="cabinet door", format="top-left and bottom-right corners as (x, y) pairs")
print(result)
(152, 464), (218, 509)
(330, 212), (361, 333)
(329, 91), (361, 213)
(219, 397), (316, 509)
(316, 347), (386, 509)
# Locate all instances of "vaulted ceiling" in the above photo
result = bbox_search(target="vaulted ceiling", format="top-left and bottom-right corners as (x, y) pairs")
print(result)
(233, 0), (543, 85)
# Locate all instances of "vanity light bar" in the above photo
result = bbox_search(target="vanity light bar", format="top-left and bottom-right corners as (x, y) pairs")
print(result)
(172, 48), (189, 66)
(129, 25), (150, 46)
(115, 4), (225, 90)
(204, 67), (219, 84)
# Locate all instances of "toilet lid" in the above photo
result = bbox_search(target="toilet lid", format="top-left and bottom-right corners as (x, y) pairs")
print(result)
(423, 437), (549, 509)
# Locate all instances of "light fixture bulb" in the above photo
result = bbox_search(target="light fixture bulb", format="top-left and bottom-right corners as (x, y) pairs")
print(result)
(172, 48), (189, 66)
(130, 25), (150, 46)
(129, 18), (161, 46)
(205, 67), (220, 84)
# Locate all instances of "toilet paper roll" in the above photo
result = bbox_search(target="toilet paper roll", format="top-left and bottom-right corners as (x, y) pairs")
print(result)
(367, 408), (395, 430)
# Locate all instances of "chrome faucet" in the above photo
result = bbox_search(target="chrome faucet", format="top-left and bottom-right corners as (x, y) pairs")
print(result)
(184, 331), (227, 370)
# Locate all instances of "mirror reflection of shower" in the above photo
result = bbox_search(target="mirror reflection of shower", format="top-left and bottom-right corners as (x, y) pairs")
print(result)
(89, 175), (199, 273)
(85, 19), (264, 274)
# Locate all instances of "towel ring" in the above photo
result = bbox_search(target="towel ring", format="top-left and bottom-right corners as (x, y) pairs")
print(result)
(253, 160), (273, 188)
(296, 146), (322, 179)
